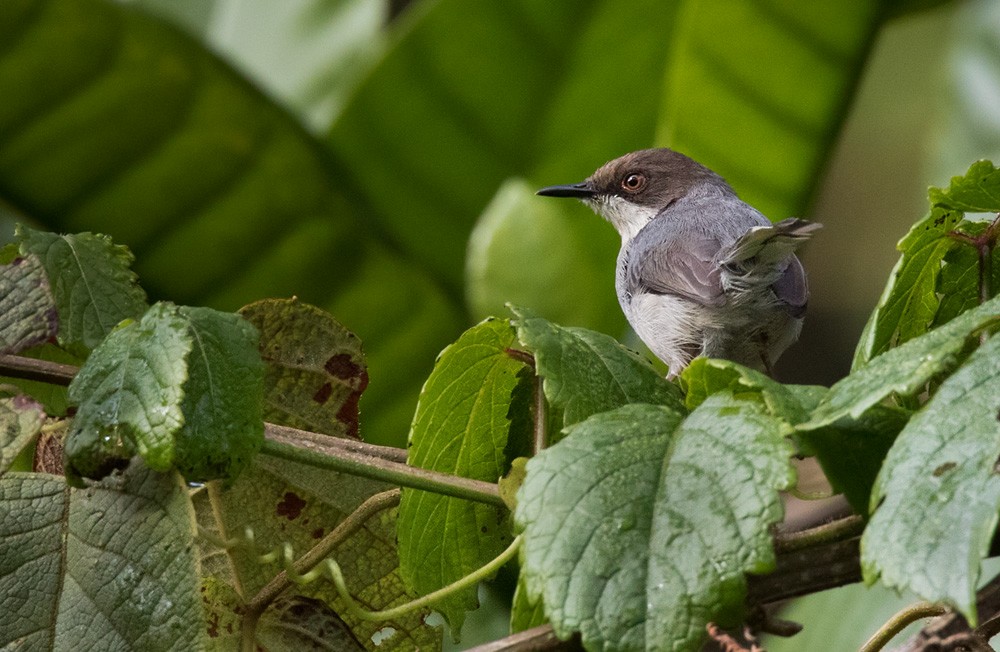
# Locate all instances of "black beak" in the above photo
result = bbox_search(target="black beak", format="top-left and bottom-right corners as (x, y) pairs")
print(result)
(536, 182), (596, 198)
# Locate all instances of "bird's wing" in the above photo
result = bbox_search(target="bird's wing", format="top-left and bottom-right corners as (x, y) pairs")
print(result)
(720, 218), (820, 314)
(629, 236), (726, 306)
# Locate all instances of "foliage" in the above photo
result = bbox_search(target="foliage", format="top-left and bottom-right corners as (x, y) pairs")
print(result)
(1, 155), (999, 650)
(2, 2), (1000, 651)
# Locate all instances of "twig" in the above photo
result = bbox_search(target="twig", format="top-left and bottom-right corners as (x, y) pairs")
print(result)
(860, 602), (949, 652)
(773, 514), (865, 553)
(262, 431), (504, 507)
(0, 353), (76, 385)
(465, 624), (579, 651)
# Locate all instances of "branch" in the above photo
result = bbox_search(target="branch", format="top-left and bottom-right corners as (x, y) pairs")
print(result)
(0, 353), (76, 385)
(263, 428), (504, 507)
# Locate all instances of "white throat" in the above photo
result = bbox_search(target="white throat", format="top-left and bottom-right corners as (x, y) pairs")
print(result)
(585, 195), (659, 244)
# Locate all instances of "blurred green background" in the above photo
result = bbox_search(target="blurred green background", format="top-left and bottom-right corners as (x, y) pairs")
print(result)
(3, 0), (1000, 647)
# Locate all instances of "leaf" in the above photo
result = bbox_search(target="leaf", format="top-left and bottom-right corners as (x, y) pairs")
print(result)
(804, 294), (1000, 430)
(196, 455), (441, 650)
(854, 160), (1000, 366)
(852, 207), (964, 367)
(510, 572), (547, 634)
(511, 306), (684, 430)
(0, 394), (45, 472)
(0, 253), (58, 354)
(0, 465), (204, 651)
(933, 218), (1000, 329)
(172, 305), (264, 482)
(796, 405), (908, 514)
(515, 397), (794, 651)
(466, 179), (622, 335)
(17, 226), (147, 352)
(679, 357), (822, 423)
(928, 159), (1000, 212)
(398, 318), (527, 635)
(327, 0), (683, 289)
(240, 297), (368, 439)
(660, 1), (885, 221)
(861, 331), (1000, 620)
(0, 0), (458, 447)
(65, 302), (191, 481)
(257, 596), (365, 651)
(65, 302), (264, 484)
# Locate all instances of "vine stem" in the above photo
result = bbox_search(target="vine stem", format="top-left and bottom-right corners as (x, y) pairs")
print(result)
(262, 430), (504, 507)
(240, 488), (401, 651)
(774, 514), (865, 553)
(859, 602), (949, 652)
(329, 534), (522, 622)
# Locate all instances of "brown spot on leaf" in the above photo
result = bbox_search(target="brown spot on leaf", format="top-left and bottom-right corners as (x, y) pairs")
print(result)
(276, 492), (306, 520)
(313, 382), (332, 404)
(325, 353), (361, 380)
(312, 527), (324, 539)
(336, 376), (366, 440)
(206, 613), (219, 638)
(933, 462), (956, 477)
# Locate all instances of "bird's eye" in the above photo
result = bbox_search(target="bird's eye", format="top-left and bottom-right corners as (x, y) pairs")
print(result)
(621, 173), (646, 192)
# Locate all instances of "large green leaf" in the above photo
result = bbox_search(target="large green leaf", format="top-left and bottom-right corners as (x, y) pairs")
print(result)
(327, 0), (683, 288)
(660, 1), (885, 221)
(516, 397), (794, 651)
(0, 0), (458, 446)
(0, 466), (204, 651)
(861, 332), (1000, 620)
(398, 318), (527, 635)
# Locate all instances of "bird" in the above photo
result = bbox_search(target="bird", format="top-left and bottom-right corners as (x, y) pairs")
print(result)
(537, 148), (820, 378)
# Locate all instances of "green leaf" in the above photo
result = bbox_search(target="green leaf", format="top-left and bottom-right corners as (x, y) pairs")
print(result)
(0, 0), (458, 447)
(65, 302), (191, 481)
(257, 596), (364, 651)
(861, 332), (1000, 620)
(65, 302), (264, 484)
(0, 394), (45, 472)
(466, 179), (622, 334)
(933, 218), (1000, 329)
(804, 294), (1000, 430)
(854, 160), (1000, 366)
(327, 0), (682, 289)
(679, 357), (822, 423)
(796, 405), (908, 514)
(17, 226), (147, 352)
(510, 572), (547, 634)
(398, 318), (527, 636)
(239, 297), (368, 439)
(928, 159), (1000, 212)
(660, 1), (884, 221)
(852, 207), (964, 366)
(511, 307), (684, 430)
(0, 465), (204, 651)
(195, 456), (441, 650)
(516, 397), (794, 651)
(172, 305), (264, 482)
(0, 253), (58, 354)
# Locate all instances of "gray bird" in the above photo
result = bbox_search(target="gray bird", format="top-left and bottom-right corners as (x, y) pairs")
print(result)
(537, 148), (820, 377)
